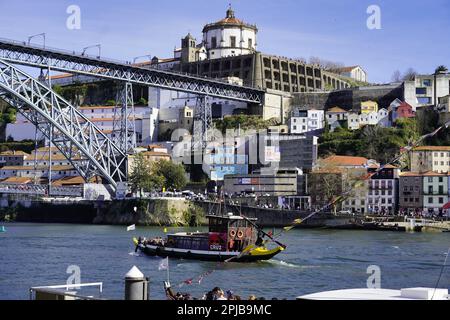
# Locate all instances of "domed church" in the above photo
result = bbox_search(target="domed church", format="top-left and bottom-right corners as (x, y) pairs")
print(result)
(201, 5), (258, 60)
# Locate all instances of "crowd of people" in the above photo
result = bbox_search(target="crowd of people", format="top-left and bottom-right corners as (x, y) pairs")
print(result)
(137, 236), (165, 246)
(166, 285), (280, 301)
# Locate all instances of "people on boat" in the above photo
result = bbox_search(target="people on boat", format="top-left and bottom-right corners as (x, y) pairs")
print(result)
(142, 237), (166, 246)
(255, 231), (264, 247)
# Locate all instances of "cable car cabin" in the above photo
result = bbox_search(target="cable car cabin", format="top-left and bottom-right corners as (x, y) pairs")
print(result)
(207, 215), (258, 252)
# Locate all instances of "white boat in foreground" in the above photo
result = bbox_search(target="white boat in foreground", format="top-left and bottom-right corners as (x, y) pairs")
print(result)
(297, 287), (449, 300)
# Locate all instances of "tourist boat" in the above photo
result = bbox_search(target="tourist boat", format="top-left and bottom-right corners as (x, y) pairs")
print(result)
(133, 214), (286, 262)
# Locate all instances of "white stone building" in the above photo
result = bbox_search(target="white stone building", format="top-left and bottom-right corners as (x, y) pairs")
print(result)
(202, 6), (257, 60)
(334, 66), (368, 83)
(359, 111), (379, 127)
(347, 113), (360, 130)
(288, 108), (324, 134)
(6, 105), (159, 145)
(422, 172), (448, 214)
(377, 108), (390, 127)
(410, 146), (450, 174)
(326, 107), (349, 131)
(367, 165), (400, 214)
(404, 72), (450, 110)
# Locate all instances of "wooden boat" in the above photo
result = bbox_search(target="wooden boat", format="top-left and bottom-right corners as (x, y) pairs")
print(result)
(133, 214), (286, 262)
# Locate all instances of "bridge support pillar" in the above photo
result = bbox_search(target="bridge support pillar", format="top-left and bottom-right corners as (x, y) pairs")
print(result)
(113, 82), (136, 154)
(192, 95), (212, 153)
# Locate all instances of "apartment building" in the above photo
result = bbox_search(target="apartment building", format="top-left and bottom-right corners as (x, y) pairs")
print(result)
(288, 108), (325, 134)
(410, 146), (450, 174)
(367, 165), (400, 214)
(399, 172), (424, 214)
(422, 172), (448, 214)
(404, 72), (450, 110)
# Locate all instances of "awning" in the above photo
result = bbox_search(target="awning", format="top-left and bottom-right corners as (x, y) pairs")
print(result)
(443, 202), (450, 210)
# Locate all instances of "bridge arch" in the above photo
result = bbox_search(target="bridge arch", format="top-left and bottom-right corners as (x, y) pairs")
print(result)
(0, 59), (127, 188)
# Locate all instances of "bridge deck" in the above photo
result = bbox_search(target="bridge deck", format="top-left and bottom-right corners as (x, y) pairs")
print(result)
(0, 38), (264, 103)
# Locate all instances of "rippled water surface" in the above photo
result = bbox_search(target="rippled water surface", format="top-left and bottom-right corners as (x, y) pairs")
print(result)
(0, 223), (449, 300)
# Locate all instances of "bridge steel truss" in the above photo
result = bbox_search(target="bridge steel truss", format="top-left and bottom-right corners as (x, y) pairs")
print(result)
(0, 39), (264, 104)
(112, 82), (136, 154)
(192, 96), (213, 152)
(0, 59), (127, 188)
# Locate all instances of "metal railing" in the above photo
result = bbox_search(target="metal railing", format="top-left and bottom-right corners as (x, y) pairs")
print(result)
(30, 282), (103, 300)
(0, 183), (83, 197)
(0, 37), (264, 103)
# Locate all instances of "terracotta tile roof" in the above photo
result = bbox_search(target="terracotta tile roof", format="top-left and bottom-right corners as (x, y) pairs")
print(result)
(36, 147), (59, 152)
(52, 176), (85, 186)
(141, 151), (171, 157)
(83, 117), (114, 122)
(412, 146), (450, 152)
(0, 151), (30, 157)
(322, 155), (369, 167)
(327, 107), (348, 113)
(400, 171), (448, 177)
(382, 164), (399, 169)
(334, 66), (361, 72)
(1, 165), (75, 171)
(49, 73), (73, 80)
(399, 172), (423, 177)
(312, 168), (343, 174)
(397, 101), (414, 109)
(0, 177), (33, 184)
(79, 106), (114, 110)
(421, 171), (448, 177)
(27, 154), (72, 161)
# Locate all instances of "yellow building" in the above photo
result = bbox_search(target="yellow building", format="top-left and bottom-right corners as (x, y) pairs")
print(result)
(360, 100), (378, 114)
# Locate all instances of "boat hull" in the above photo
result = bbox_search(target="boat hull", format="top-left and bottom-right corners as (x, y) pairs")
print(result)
(134, 239), (283, 262)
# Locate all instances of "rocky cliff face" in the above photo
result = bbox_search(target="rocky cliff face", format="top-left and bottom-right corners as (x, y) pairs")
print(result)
(93, 198), (206, 226)
(0, 197), (206, 226)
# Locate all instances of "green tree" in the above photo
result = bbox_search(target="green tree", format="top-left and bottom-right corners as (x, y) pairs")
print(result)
(435, 65), (448, 74)
(129, 153), (164, 195)
(214, 115), (279, 133)
(105, 99), (117, 106)
(137, 97), (148, 106)
(153, 159), (187, 191)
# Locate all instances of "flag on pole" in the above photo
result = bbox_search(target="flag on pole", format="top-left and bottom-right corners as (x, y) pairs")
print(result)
(127, 224), (136, 232)
(158, 257), (169, 271)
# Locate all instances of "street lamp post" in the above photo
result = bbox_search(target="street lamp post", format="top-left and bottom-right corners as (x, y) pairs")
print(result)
(28, 33), (46, 48)
(82, 44), (101, 58)
(133, 55), (152, 64)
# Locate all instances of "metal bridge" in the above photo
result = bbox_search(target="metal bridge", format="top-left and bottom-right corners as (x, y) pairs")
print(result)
(0, 38), (266, 191)
(0, 59), (127, 188)
(0, 38), (264, 103)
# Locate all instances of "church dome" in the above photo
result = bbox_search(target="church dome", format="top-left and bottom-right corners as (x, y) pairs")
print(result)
(202, 6), (257, 32)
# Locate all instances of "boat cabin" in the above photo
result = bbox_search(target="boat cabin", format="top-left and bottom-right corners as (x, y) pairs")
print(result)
(207, 214), (258, 252)
(165, 215), (258, 253)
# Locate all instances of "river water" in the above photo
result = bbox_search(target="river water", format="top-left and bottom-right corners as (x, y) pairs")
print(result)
(0, 223), (449, 300)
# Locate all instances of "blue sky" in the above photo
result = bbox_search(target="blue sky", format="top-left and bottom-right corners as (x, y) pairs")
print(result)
(0, 0), (448, 83)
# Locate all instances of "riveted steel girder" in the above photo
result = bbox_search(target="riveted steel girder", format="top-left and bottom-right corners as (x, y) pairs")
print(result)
(0, 59), (127, 188)
(0, 39), (264, 104)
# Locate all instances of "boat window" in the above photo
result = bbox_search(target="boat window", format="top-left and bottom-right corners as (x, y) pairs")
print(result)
(230, 220), (248, 228)
(209, 218), (228, 233)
